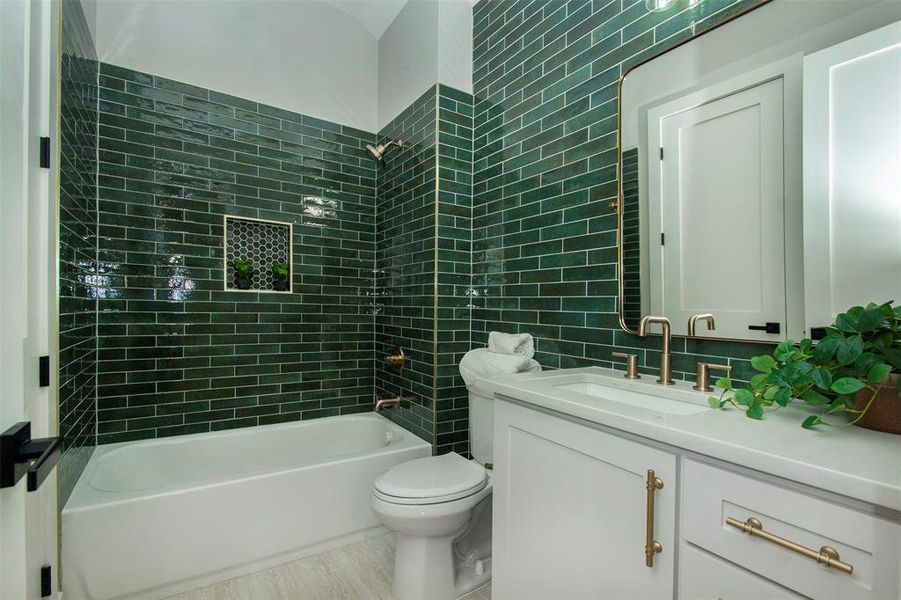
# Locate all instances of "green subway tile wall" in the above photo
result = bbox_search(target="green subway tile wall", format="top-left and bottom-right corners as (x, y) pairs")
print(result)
(59, 0), (99, 505)
(374, 85), (474, 455)
(472, 0), (771, 384)
(96, 64), (378, 443)
(375, 87), (440, 444)
(435, 86), (475, 455)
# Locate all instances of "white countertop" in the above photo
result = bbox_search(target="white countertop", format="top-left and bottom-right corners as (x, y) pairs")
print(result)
(476, 367), (901, 513)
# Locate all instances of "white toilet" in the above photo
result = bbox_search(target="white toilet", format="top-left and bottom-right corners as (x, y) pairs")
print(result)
(371, 390), (494, 600)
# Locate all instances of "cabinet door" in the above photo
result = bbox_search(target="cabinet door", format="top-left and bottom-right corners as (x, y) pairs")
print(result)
(680, 542), (807, 600)
(492, 399), (677, 600)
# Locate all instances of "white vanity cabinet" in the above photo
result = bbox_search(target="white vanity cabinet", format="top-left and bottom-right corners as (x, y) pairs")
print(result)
(492, 400), (677, 600)
(491, 390), (901, 600)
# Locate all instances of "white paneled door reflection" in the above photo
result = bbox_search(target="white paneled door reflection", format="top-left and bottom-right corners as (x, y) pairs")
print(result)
(650, 77), (787, 341)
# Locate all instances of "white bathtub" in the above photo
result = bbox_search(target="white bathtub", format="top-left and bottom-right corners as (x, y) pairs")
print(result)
(62, 412), (430, 600)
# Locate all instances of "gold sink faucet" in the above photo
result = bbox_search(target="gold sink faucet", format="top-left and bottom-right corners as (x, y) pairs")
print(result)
(688, 313), (716, 336)
(638, 316), (674, 385)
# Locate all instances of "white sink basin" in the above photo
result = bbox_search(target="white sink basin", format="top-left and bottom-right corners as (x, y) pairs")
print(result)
(554, 382), (709, 415)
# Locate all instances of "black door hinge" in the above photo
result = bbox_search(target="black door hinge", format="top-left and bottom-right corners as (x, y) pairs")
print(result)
(40, 565), (51, 597)
(39, 355), (50, 387)
(39, 137), (51, 169)
(660, 233), (665, 246)
(659, 147), (664, 160)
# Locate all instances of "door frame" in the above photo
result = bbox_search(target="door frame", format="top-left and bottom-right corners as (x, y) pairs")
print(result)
(0, 0), (61, 596)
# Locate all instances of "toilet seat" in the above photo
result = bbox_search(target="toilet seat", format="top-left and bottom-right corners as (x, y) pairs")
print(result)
(373, 452), (488, 505)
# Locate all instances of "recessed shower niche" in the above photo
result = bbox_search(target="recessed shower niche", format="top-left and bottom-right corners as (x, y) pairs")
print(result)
(224, 215), (293, 293)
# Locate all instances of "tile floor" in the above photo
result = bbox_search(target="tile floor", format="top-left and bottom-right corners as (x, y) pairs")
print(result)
(169, 532), (491, 600)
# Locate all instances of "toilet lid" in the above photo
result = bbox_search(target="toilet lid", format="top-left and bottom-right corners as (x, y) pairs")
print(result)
(373, 452), (487, 501)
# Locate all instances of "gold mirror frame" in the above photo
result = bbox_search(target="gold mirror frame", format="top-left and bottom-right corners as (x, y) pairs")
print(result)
(615, 0), (774, 343)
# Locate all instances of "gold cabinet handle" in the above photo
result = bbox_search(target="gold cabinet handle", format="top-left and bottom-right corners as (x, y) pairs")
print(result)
(725, 517), (853, 575)
(645, 469), (664, 567)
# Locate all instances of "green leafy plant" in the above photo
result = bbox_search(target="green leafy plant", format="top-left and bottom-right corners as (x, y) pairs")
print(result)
(234, 259), (253, 278)
(709, 301), (900, 428)
(271, 262), (289, 281)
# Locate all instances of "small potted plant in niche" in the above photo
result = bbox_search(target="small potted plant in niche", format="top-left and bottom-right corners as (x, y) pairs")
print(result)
(272, 262), (289, 291)
(233, 258), (254, 290)
(709, 301), (900, 433)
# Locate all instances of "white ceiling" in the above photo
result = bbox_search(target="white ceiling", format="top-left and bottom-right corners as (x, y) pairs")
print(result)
(321, 0), (409, 39)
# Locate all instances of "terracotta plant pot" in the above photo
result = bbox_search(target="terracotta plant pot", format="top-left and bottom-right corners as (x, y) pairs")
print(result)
(853, 373), (901, 434)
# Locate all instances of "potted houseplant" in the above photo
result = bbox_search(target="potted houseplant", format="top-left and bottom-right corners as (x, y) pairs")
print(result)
(710, 301), (900, 432)
(272, 262), (289, 291)
(233, 259), (254, 290)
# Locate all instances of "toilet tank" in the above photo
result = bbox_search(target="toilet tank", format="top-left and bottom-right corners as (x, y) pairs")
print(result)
(468, 389), (494, 464)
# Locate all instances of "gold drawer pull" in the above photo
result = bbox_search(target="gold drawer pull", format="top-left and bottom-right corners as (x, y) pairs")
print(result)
(645, 469), (664, 567)
(725, 517), (853, 575)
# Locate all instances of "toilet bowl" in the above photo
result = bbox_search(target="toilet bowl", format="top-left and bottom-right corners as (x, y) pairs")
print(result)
(371, 388), (498, 599)
(370, 452), (493, 600)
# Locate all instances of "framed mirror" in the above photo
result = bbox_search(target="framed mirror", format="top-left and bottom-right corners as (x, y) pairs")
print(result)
(618, 0), (901, 343)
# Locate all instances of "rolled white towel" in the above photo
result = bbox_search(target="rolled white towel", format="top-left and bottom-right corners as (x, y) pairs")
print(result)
(459, 348), (541, 386)
(488, 331), (535, 359)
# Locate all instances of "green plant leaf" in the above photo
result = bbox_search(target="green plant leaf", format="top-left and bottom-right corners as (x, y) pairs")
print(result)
(867, 362), (892, 384)
(854, 352), (877, 374)
(857, 308), (884, 332)
(847, 305), (865, 318)
(811, 368), (832, 391)
(801, 389), (831, 405)
(774, 386), (793, 407)
(234, 259), (253, 277)
(836, 336), (863, 366)
(751, 354), (777, 373)
(708, 397), (723, 409)
(834, 312), (859, 333)
(774, 340), (795, 361)
(734, 389), (755, 407)
(714, 377), (733, 391)
(831, 377), (866, 394)
(827, 399), (847, 414)
(749, 373), (768, 390)
(746, 405), (764, 420)
(271, 262), (289, 280)
(801, 415), (823, 429)
(813, 335), (840, 363)
(836, 394), (857, 408)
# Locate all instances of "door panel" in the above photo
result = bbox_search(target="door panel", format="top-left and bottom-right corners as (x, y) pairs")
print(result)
(656, 77), (786, 341)
(803, 21), (901, 332)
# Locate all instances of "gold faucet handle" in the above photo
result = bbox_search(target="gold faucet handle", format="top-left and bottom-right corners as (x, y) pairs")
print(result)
(693, 363), (732, 392)
(384, 347), (406, 368)
(612, 352), (641, 379)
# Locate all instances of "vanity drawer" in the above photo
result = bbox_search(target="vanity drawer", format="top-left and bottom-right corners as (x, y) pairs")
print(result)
(679, 542), (806, 599)
(681, 459), (900, 600)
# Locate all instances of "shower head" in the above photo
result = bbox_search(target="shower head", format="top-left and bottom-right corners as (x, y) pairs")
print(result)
(366, 139), (404, 162)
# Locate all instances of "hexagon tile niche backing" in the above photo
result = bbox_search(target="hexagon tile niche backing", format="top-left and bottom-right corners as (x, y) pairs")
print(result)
(224, 216), (292, 292)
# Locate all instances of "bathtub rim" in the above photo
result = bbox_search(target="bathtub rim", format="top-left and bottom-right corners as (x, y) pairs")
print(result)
(64, 411), (430, 511)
